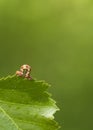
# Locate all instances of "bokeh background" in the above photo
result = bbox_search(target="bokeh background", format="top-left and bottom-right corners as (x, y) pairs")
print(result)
(0, 0), (93, 130)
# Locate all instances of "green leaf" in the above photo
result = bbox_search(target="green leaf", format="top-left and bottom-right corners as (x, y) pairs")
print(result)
(0, 106), (20, 130)
(0, 75), (60, 130)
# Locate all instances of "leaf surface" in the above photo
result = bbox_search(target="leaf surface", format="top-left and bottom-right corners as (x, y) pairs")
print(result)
(0, 75), (59, 130)
(0, 106), (20, 130)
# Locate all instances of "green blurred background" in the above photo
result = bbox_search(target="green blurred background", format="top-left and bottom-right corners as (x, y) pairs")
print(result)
(0, 0), (93, 130)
